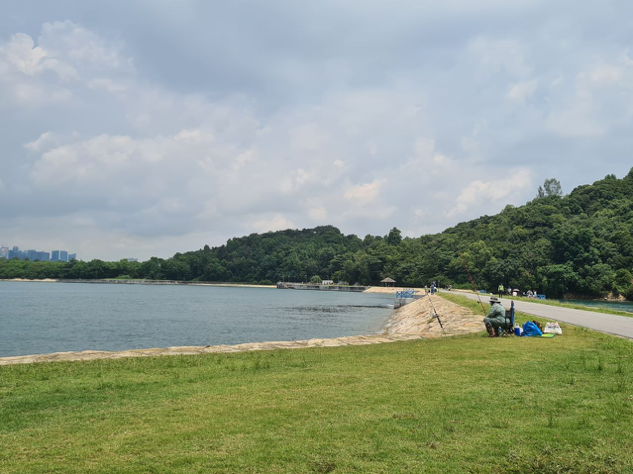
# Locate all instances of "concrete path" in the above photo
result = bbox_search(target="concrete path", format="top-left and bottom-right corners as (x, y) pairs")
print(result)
(449, 291), (633, 339)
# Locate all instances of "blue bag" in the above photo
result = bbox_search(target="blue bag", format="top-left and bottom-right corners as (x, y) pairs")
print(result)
(522, 321), (543, 337)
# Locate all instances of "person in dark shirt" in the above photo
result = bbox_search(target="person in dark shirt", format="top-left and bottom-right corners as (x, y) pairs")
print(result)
(484, 297), (506, 337)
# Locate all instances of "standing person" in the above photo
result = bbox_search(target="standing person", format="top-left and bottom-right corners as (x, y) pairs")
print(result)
(484, 297), (506, 337)
(430, 283), (436, 295)
(497, 283), (504, 298)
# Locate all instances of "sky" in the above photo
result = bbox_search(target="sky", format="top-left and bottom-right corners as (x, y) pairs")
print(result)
(1, 1), (632, 261)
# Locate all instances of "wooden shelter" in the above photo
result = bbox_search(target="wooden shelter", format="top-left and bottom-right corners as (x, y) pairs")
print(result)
(380, 277), (396, 287)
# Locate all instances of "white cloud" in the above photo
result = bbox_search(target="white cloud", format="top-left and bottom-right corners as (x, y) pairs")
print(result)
(38, 20), (131, 71)
(546, 102), (606, 138)
(620, 50), (633, 67)
(506, 79), (538, 103)
(447, 168), (533, 217)
(589, 65), (623, 85)
(88, 78), (129, 94)
(0, 20), (134, 109)
(24, 132), (60, 152)
(308, 206), (327, 221)
(0, 33), (77, 80)
(468, 37), (532, 77)
(253, 214), (296, 233)
(550, 76), (563, 88)
(344, 180), (382, 204)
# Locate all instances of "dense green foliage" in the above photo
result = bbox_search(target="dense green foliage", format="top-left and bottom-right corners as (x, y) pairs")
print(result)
(2, 169), (633, 298)
(2, 318), (633, 473)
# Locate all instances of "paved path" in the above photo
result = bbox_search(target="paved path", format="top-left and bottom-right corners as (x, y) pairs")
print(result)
(449, 291), (633, 339)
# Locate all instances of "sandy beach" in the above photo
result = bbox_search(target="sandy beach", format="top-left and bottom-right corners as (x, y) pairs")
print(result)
(0, 294), (484, 366)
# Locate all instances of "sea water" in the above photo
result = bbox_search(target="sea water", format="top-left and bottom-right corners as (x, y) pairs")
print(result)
(560, 299), (633, 314)
(0, 282), (394, 358)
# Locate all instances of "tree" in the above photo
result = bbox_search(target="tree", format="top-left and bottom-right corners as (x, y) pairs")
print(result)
(386, 227), (402, 246)
(309, 275), (322, 284)
(613, 269), (633, 295)
(536, 178), (563, 199)
(543, 178), (563, 197)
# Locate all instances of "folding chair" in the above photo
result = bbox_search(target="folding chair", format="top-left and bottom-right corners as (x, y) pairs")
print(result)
(499, 301), (515, 336)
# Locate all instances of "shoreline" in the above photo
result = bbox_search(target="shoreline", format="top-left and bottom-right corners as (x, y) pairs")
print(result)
(0, 278), (276, 289)
(0, 295), (484, 366)
(3, 279), (629, 303)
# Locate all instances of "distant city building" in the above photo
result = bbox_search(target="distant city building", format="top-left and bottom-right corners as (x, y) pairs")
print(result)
(126, 258), (138, 262)
(51, 250), (69, 262)
(9, 246), (20, 259)
(25, 249), (50, 261)
(3, 245), (75, 262)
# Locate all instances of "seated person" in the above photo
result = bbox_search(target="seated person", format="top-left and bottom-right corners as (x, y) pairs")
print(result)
(484, 297), (506, 337)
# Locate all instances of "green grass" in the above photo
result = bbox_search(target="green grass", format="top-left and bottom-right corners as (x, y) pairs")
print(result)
(2, 320), (633, 472)
(449, 290), (633, 318)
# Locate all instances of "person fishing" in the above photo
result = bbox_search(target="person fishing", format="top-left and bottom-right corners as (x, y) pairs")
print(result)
(484, 296), (506, 337)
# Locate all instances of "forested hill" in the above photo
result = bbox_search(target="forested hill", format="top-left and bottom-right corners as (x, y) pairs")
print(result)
(2, 168), (633, 299)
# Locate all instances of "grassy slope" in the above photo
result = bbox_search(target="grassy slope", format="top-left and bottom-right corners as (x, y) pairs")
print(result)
(2, 315), (633, 473)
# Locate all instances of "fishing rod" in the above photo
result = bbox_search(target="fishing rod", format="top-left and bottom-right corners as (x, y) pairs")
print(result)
(425, 287), (446, 335)
(460, 255), (487, 316)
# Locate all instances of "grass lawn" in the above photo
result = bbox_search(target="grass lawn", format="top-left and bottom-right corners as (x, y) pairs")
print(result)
(2, 309), (633, 473)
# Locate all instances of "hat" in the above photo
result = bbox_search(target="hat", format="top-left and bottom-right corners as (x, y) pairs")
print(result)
(489, 297), (501, 304)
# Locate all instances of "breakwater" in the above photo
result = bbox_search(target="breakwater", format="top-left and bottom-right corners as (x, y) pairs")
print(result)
(277, 282), (369, 292)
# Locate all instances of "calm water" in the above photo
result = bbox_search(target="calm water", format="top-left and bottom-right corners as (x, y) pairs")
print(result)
(561, 299), (633, 314)
(0, 282), (394, 358)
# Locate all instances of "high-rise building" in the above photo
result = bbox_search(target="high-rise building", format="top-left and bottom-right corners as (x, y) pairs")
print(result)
(24, 250), (50, 261)
(4, 246), (72, 261)
(69, 253), (77, 261)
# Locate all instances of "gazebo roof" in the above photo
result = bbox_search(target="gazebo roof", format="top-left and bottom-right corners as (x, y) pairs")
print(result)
(380, 277), (396, 283)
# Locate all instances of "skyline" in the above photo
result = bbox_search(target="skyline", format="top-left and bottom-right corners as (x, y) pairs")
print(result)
(1, 1), (632, 261)
(0, 245), (77, 262)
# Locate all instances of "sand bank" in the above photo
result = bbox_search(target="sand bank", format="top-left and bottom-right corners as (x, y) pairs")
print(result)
(0, 295), (484, 366)
(3, 278), (59, 283)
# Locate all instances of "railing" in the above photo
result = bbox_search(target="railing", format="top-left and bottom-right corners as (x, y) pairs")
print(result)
(396, 290), (416, 299)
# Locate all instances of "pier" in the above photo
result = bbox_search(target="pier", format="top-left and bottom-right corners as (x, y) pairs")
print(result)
(276, 282), (369, 292)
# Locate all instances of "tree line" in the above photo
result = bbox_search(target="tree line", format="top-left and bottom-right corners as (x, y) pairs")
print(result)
(2, 168), (633, 299)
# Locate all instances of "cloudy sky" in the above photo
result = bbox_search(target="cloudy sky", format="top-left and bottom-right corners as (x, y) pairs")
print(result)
(1, 1), (632, 260)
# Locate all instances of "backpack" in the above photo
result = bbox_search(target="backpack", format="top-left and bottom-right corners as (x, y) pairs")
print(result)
(522, 321), (543, 337)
